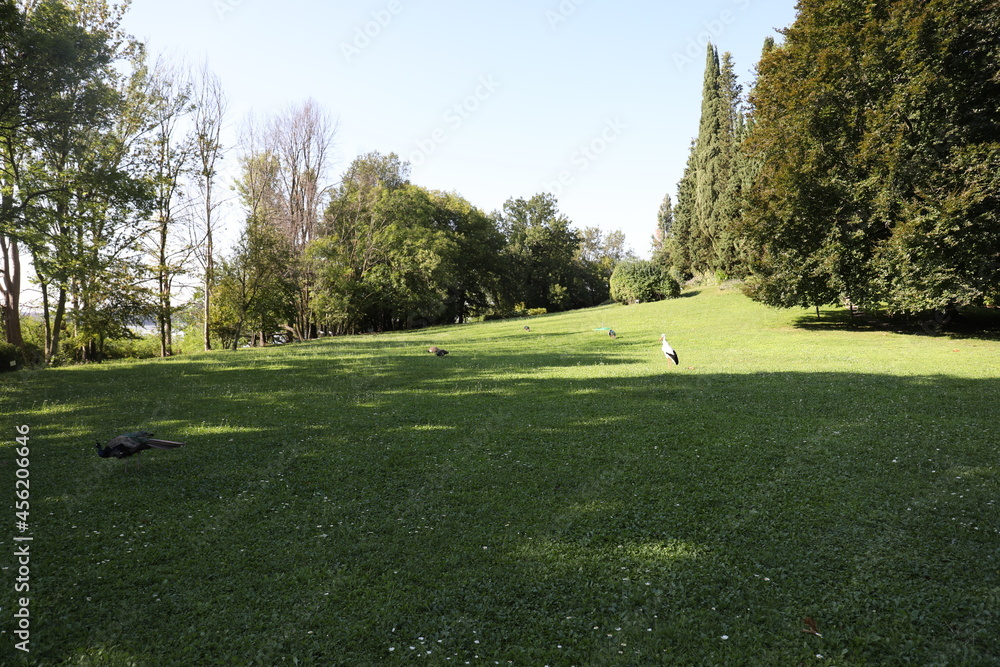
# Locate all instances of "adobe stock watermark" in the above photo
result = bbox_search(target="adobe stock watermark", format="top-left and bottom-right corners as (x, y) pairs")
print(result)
(13, 424), (32, 654)
(214, 0), (247, 21)
(545, 0), (588, 31)
(341, 1), (405, 64)
(543, 117), (628, 197)
(409, 75), (501, 167)
(672, 0), (752, 71)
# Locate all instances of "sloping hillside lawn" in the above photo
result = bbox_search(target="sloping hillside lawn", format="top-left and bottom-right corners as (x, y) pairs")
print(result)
(1, 289), (998, 665)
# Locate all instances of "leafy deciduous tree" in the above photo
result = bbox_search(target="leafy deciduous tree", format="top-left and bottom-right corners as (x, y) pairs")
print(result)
(213, 216), (295, 349)
(495, 193), (581, 312)
(743, 0), (1000, 324)
(609, 259), (680, 304)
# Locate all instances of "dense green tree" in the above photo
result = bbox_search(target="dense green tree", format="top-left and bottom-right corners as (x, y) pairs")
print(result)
(609, 259), (680, 304)
(743, 0), (1000, 322)
(662, 143), (697, 278)
(212, 215), (296, 349)
(352, 184), (456, 330)
(7, 0), (153, 362)
(312, 152), (506, 332)
(494, 193), (581, 312)
(429, 190), (505, 324)
(692, 44), (723, 272)
(742, 1), (874, 312)
(310, 151), (412, 333)
(864, 0), (1000, 317)
(712, 51), (745, 274)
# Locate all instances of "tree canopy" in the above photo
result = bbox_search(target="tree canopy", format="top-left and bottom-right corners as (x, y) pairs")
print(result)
(661, 0), (1000, 326)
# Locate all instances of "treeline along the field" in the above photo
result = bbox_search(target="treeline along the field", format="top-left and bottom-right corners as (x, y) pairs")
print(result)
(0, 1), (632, 364)
(7, 0), (996, 366)
(216, 150), (631, 346)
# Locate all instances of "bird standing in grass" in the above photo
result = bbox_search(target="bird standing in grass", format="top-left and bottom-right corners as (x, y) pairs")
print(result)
(608, 329), (617, 339)
(95, 431), (185, 469)
(523, 325), (530, 332)
(660, 334), (678, 365)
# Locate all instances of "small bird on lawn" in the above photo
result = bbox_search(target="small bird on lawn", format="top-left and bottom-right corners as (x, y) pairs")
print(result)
(608, 329), (617, 339)
(523, 325), (530, 332)
(95, 431), (185, 470)
(660, 333), (679, 365)
(428, 346), (449, 356)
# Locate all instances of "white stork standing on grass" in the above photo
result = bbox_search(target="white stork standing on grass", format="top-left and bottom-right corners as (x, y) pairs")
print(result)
(660, 334), (678, 365)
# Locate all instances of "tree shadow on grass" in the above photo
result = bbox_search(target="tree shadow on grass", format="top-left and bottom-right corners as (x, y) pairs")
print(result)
(792, 305), (1000, 341)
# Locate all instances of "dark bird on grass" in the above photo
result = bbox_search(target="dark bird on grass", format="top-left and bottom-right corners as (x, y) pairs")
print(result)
(523, 325), (530, 332)
(95, 431), (185, 469)
(608, 329), (617, 339)
(428, 346), (449, 356)
(660, 333), (679, 365)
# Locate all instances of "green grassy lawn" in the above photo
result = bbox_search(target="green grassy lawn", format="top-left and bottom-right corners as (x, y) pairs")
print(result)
(2, 288), (998, 666)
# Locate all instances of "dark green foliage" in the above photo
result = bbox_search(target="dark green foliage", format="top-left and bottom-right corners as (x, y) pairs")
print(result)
(663, 143), (698, 278)
(609, 259), (680, 304)
(494, 193), (582, 312)
(575, 226), (633, 308)
(692, 44), (724, 272)
(434, 191), (508, 323)
(213, 217), (297, 349)
(0, 340), (18, 371)
(663, 44), (747, 279)
(313, 152), (507, 333)
(714, 52), (748, 276)
(743, 0), (888, 312)
(743, 0), (1000, 321)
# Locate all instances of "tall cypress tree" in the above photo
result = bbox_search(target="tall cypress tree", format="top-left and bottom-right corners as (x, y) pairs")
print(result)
(664, 142), (697, 278)
(666, 43), (745, 279)
(691, 43), (723, 273)
(652, 193), (672, 259)
(712, 51), (745, 275)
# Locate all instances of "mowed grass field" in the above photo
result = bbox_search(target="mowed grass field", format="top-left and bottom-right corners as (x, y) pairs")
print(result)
(2, 288), (998, 666)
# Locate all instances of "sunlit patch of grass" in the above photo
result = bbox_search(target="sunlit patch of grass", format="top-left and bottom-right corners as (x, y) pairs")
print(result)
(1, 288), (998, 665)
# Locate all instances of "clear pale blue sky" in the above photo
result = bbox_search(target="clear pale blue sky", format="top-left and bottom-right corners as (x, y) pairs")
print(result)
(121, 0), (798, 258)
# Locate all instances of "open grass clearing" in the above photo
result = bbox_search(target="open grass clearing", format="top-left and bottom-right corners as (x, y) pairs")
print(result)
(2, 288), (998, 665)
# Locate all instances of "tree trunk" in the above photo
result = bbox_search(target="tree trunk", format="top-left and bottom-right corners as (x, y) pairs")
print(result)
(232, 320), (243, 350)
(204, 224), (213, 351)
(158, 220), (172, 357)
(49, 286), (67, 363)
(41, 278), (51, 356)
(40, 280), (67, 363)
(0, 235), (25, 350)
